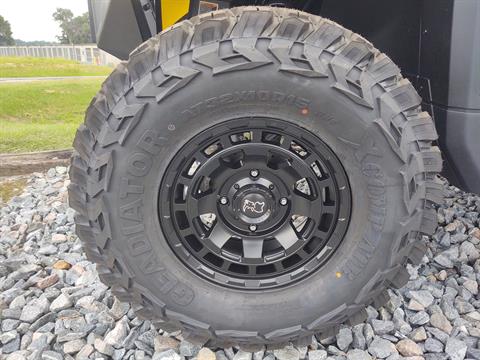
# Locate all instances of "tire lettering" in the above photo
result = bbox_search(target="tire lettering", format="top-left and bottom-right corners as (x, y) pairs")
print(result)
(128, 152), (152, 177)
(182, 90), (310, 117)
(339, 133), (386, 280)
(119, 129), (195, 306)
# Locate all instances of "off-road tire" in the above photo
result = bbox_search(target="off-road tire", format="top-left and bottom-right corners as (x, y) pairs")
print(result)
(69, 6), (443, 348)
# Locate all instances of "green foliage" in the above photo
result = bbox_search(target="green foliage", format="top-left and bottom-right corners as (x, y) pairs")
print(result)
(53, 8), (92, 44)
(14, 39), (57, 46)
(0, 78), (103, 153)
(0, 15), (14, 46)
(0, 57), (112, 78)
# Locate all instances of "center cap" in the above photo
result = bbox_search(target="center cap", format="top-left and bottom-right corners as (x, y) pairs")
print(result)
(240, 193), (269, 219)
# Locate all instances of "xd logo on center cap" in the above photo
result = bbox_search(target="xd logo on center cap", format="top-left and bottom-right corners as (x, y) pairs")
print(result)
(241, 193), (268, 218)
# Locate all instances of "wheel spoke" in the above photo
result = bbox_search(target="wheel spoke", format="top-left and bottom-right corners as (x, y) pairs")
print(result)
(242, 238), (264, 259)
(250, 129), (263, 143)
(275, 222), (299, 250)
(195, 193), (218, 214)
(291, 193), (313, 217)
(195, 156), (221, 176)
(207, 222), (232, 249)
(177, 173), (192, 186)
(243, 146), (267, 160)
(275, 166), (302, 184)
(318, 177), (334, 189)
(279, 135), (293, 149)
(218, 135), (232, 148)
(322, 204), (336, 214)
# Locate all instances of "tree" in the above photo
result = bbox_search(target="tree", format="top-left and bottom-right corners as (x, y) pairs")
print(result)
(0, 15), (14, 46)
(53, 8), (91, 44)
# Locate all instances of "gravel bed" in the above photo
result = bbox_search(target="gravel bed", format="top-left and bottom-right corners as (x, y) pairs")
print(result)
(1, 168), (479, 360)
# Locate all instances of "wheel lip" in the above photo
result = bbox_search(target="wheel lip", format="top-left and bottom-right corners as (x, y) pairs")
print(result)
(158, 117), (352, 290)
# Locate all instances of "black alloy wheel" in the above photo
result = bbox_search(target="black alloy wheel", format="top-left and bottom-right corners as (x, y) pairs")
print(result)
(159, 119), (351, 289)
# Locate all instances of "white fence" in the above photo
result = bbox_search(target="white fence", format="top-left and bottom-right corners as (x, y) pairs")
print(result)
(0, 45), (120, 67)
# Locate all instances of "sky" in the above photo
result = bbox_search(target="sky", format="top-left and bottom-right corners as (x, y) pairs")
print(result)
(0, 0), (88, 42)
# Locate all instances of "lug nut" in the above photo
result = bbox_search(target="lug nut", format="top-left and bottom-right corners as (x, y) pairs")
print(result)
(250, 169), (259, 178)
(234, 184), (240, 189)
(249, 224), (257, 232)
(220, 197), (228, 205)
(280, 198), (288, 206)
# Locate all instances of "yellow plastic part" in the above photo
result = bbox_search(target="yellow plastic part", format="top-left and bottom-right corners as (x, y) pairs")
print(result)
(161, 0), (190, 28)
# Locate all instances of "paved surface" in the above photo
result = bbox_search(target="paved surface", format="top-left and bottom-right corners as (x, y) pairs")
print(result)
(0, 76), (106, 83)
(0, 168), (479, 360)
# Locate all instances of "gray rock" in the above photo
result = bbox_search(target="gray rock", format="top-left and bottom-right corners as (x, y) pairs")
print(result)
(94, 338), (115, 356)
(463, 279), (478, 295)
(19, 297), (50, 323)
(427, 327), (450, 344)
(2, 333), (21, 354)
(153, 349), (182, 360)
(430, 312), (452, 334)
(9, 295), (26, 309)
(1, 330), (18, 344)
(137, 330), (156, 349)
(56, 332), (87, 343)
(371, 320), (395, 335)
(113, 348), (127, 360)
(273, 346), (300, 360)
(455, 298), (475, 314)
(395, 339), (422, 357)
(440, 299), (459, 320)
(251, 349), (264, 360)
(445, 338), (467, 360)
(408, 327), (427, 341)
(110, 297), (130, 320)
(49, 294), (73, 312)
(27, 333), (53, 351)
(368, 337), (397, 359)
(346, 349), (372, 360)
(179, 340), (201, 357)
(363, 324), (374, 345)
(76, 344), (94, 359)
(30, 313), (56, 332)
(466, 348), (480, 360)
(104, 317), (129, 348)
(232, 351), (252, 360)
(425, 338), (444, 353)
(63, 339), (86, 354)
(434, 254), (454, 268)
(2, 319), (20, 332)
(409, 290), (435, 308)
(216, 350), (230, 360)
(352, 324), (366, 350)
(122, 328), (140, 349)
(41, 351), (63, 360)
(409, 311), (430, 325)
(336, 328), (353, 351)
(308, 350), (328, 360)
(5, 352), (28, 360)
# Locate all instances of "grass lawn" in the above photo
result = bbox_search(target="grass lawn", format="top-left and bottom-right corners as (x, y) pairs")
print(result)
(0, 57), (113, 78)
(0, 78), (104, 153)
